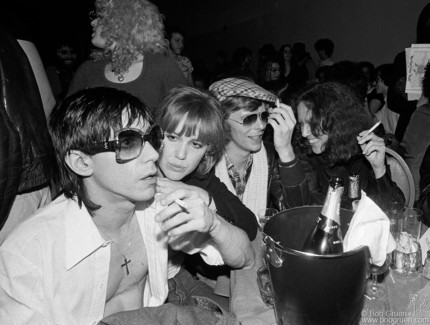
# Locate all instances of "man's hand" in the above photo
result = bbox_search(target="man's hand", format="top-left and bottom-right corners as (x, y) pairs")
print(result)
(268, 103), (296, 163)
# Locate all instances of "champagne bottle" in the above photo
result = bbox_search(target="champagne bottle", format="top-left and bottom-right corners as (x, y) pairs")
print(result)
(346, 174), (361, 212)
(302, 177), (345, 254)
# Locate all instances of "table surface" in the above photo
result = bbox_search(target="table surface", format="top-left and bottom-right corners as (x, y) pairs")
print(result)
(230, 231), (430, 325)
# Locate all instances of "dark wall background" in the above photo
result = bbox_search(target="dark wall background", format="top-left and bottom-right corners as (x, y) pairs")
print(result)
(3, 0), (430, 72)
(157, 0), (430, 72)
(2, 0), (93, 65)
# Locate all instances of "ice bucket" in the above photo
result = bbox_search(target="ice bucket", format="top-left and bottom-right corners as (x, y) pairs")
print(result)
(262, 206), (369, 325)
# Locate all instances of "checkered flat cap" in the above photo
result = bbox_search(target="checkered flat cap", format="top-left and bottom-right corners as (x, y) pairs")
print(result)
(209, 77), (278, 104)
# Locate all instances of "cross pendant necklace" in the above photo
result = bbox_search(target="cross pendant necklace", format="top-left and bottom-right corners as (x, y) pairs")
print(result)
(121, 256), (131, 275)
(111, 241), (132, 276)
(98, 227), (132, 276)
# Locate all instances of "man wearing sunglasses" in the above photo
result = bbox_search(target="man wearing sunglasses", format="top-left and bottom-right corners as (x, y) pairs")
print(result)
(210, 77), (310, 215)
(0, 87), (250, 324)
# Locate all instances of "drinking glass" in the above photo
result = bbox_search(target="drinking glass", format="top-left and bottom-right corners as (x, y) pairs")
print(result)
(391, 208), (423, 276)
(384, 201), (404, 237)
(402, 207), (423, 239)
(258, 208), (278, 231)
(365, 253), (392, 299)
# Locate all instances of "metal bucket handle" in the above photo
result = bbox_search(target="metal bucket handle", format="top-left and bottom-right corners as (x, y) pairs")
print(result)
(263, 233), (284, 268)
(257, 265), (275, 307)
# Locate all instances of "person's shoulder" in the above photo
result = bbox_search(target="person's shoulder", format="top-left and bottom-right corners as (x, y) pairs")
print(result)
(144, 51), (170, 62)
(1, 195), (70, 251)
(145, 52), (178, 68)
(76, 59), (105, 72)
(416, 103), (430, 114)
(69, 59), (106, 94)
(144, 52), (189, 85)
(72, 60), (92, 79)
(183, 168), (213, 186)
(408, 103), (430, 127)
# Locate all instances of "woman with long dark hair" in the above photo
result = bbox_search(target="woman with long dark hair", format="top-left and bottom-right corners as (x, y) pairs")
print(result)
(296, 81), (404, 208)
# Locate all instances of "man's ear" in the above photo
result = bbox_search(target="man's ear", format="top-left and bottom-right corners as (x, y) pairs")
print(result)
(65, 150), (93, 177)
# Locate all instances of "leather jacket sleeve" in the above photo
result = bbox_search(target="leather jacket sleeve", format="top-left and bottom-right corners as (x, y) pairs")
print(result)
(0, 109), (22, 229)
(0, 29), (52, 193)
(266, 143), (310, 210)
(300, 153), (405, 209)
(0, 30), (23, 228)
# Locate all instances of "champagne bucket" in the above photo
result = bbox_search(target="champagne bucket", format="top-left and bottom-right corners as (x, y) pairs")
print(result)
(262, 206), (369, 325)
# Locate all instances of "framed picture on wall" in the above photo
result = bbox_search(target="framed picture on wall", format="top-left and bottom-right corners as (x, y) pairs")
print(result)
(406, 44), (430, 100)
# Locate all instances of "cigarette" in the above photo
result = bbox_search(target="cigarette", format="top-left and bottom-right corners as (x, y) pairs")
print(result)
(174, 199), (188, 212)
(389, 272), (395, 284)
(276, 98), (280, 107)
(364, 293), (373, 300)
(363, 121), (381, 137)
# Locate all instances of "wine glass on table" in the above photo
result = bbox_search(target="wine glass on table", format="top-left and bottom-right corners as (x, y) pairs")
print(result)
(365, 253), (392, 299)
(383, 201), (403, 235)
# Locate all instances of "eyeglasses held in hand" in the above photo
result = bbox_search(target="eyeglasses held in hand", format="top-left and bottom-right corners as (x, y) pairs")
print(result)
(87, 125), (164, 163)
(229, 111), (270, 127)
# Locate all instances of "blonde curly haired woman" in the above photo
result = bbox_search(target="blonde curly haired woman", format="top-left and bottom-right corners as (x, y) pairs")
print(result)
(68, 0), (189, 113)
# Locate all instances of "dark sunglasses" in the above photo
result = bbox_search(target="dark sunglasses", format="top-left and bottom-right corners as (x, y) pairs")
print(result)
(229, 111), (270, 127)
(87, 125), (163, 163)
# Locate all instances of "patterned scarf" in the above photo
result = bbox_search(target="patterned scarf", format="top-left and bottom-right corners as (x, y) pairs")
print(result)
(215, 145), (268, 224)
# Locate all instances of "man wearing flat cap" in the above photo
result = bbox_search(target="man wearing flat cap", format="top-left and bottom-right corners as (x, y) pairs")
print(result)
(209, 77), (310, 216)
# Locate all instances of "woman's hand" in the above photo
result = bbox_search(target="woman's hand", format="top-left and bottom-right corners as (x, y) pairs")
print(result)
(155, 188), (219, 246)
(357, 131), (387, 178)
(156, 177), (210, 204)
(155, 188), (254, 268)
(268, 103), (296, 163)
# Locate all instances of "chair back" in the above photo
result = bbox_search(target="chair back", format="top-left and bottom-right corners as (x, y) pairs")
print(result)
(263, 206), (369, 325)
(385, 147), (415, 208)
